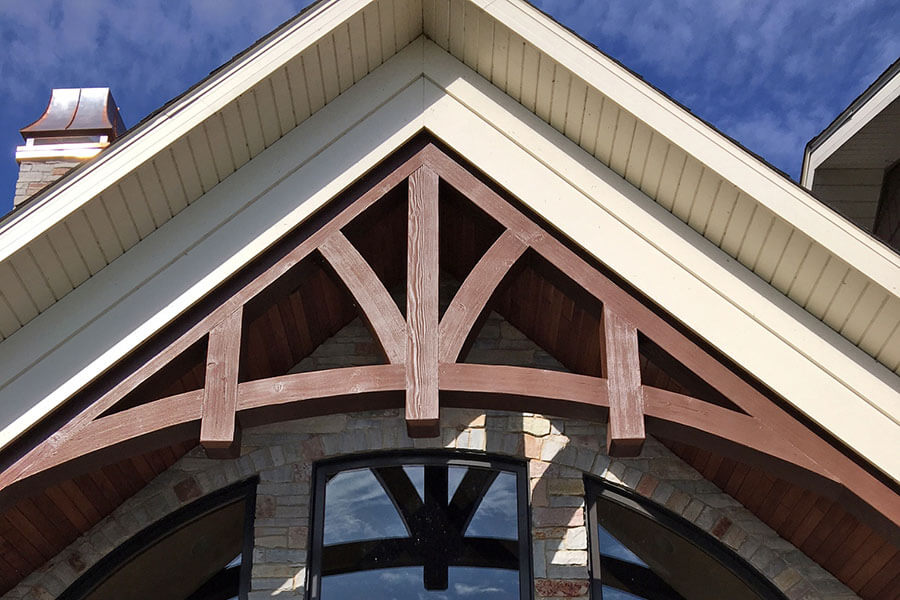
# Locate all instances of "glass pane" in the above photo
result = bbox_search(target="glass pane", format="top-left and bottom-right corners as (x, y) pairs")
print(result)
(602, 586), (647, 600)
(595, 494), (768, 600)
(80, 499), (246, 600)
(321, 566), (518, 599)
(448, 465), (466, 501)
(465, 471), (518, 539)
(403, 465), (424, 501)
(324, 468), (408, 544)
(596, 524), (647, 566)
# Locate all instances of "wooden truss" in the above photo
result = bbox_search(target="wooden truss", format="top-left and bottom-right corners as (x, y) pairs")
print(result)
(1, 142), (896, 535)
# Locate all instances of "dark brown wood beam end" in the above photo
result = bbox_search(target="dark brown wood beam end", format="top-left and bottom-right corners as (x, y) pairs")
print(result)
(203, 427), (243, 459)
(606, 436), (645, 458)
(406, 416), (441, 439)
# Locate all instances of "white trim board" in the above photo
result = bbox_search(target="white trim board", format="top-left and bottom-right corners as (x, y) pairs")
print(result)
(1, 39), (897, 483)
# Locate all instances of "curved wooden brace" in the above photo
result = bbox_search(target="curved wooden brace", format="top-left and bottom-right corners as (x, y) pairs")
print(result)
(320, 232), (407, 364)
(438, 230), (527, 363)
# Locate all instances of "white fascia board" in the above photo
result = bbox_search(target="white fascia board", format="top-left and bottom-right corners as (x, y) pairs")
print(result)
(480, 0), (900, 295)
(1, 39), (898, 483)
(801, 70), (900, 188)
(0, 39), (430, 451)
(418, 42), (900, 481)
(0, 0), (372, 263)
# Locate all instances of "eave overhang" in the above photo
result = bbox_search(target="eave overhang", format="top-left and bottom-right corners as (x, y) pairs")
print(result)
(0, 0), (898, 487)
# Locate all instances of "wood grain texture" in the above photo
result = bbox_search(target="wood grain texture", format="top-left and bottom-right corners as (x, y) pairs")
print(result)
(439, 229), (526, 362)
(602, 309), (645, 457)
(406, 165), (440, 437)
(320, 231), (406, 363)
(200, 307), (243, 458)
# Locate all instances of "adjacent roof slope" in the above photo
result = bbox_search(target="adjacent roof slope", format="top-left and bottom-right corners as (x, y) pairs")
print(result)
(0, 0), (898, 484)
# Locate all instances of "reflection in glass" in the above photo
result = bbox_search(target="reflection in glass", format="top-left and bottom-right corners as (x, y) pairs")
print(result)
(588, 481), (786, 600)
(313, 457), (527, 600)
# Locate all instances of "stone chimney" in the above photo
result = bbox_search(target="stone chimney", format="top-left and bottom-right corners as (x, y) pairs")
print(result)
(13, 88), (126, 209)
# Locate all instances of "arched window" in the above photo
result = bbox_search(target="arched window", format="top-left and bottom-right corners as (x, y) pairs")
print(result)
(60, 478), (257, 600)
(307, 453), (531, 599)
(586, 479), (787, 600)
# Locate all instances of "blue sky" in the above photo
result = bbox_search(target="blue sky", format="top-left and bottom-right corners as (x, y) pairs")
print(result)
(0, 0), (897, 216)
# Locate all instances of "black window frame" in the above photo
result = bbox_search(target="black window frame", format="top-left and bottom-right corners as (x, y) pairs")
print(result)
(585, 477), (788, 600)
(59, 477), (258, 600)
(307, 451), (534, 600)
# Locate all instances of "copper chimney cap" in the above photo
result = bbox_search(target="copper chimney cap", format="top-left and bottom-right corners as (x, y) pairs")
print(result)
(20, 88), (126, 141)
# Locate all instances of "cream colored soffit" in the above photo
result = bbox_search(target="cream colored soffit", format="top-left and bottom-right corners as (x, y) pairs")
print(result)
(0, 39), (898, 484)
(0, 1), (898, 381)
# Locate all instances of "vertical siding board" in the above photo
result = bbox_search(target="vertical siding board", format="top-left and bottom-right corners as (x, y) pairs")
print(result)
(520, 43), (540, 113)
(269, 67), (298, 135)
(753, 218), (793, 283)
(534, 54), (555, 123)
(137, 168), (174, 230)
(100, 191), (140, 251)
(317, 37), (342, 104)
(462, 0), (480, 70)
(594, 99), (620, 167)
(785, 243), (830, 307)
(363, 2), (384, 71)
(841, 286), (889, 342)
(66, 211), (107, 275)
(804, 259), (849, 320)
(422, 0), (436, 39)
(46, 224), (90, 287)
(0, 291), (22, 337)
(153, 150), (190, 214)
(236, 93), (266, 159)
(186, 127), (220, 192)
(205, 114), (238, 184)
(332, 24), (355, 94)
(0, 262), (38, 324)
(27, 238), (72, 300)
(170, 137), (206, 201)
(302, 49), (327, 114)
(491, 23), (510, 90)
(654, 145), (687, 212)
(686, 169), (720, 233)
(81, 200), (124, 264)
(218, 102), (252, 171)
(639, 133), (669, 199)
(770, 232), (813, 293)
(392, 0), (412, 50)
(9, 251), (55, 310)
(669, 157), (702, 222)
(623, 120), (652, 188)
(877, 323), (900, 371)
(117, 176), (156, 238)
(256, 79), (284, 146)
(476, 7), (495, 80)
(718, 193), (756, 258)
(564, 76), (587, 144)
(284, 56), (312, 125)
(379, 0), (398, 60)
(548, 66), (571, 135)
(348, 13), (370, 83)
(736, 207), (774, 269)
(858, 297), (900, 357)
(448, 0), (465, 59)
(579, 89), (604, 155)
(505, 32), (525, 103)
(427, 0), (450, 50)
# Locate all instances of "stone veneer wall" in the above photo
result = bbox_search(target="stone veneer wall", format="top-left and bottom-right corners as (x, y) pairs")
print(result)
(12, 159), (80, 208)
(3, 408), (858, 600)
